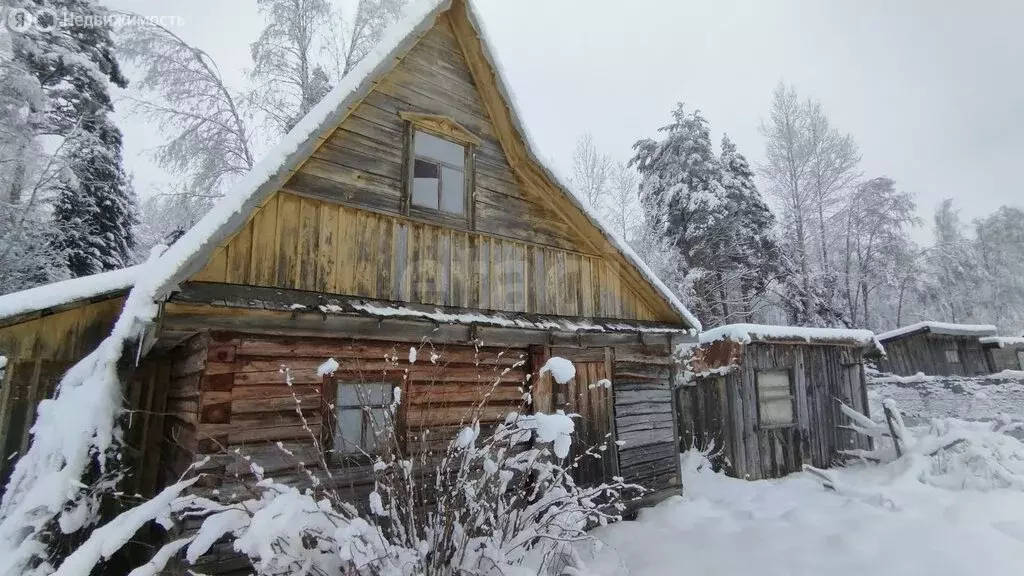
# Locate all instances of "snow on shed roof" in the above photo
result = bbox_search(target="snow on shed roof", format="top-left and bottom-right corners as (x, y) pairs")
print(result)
(979, 336), (1024, 348)
(125, 0), (699, 331)
(699, 323), (881, 348)
(876, 321), (997, 342)
(0, 265), (140, 322)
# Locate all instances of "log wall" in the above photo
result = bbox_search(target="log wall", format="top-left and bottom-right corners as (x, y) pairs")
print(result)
(878, 333), (991, 377)
(680, 342), (871, 480)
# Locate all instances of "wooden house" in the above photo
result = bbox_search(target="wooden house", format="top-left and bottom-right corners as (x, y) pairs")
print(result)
(981, 337), (1024, 373)
(678, 324), (879, 480)
(0, 0), (698, 516)
(875, 322), (996, 377)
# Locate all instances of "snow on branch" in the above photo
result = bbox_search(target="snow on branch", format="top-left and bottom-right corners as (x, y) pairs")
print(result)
(0, 246), (167, 576)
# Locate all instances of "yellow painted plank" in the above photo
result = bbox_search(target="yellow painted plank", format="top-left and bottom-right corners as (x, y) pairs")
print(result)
(225, 221), (253, 284)
(336, 206), (358, 295)
(354, 212), (377, 297)
(298, 197), (320, 290)
(275, 193), (302, 289)
(193, 246), (227, 283)
(250, 194), (280, 286)
(317, 202), (339, 293)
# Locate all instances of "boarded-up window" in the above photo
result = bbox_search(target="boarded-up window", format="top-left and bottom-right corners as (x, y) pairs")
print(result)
(756, 370), (793, 427)
(334, 382), (394, 455)
(411, 130), (466, 215)
(945, 349), (960, 364)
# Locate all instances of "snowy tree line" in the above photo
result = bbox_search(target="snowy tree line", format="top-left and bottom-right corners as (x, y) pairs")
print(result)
(0, 0), (406, 294)
(572, 83), (1024, 335)
(0, 0), (137, 292)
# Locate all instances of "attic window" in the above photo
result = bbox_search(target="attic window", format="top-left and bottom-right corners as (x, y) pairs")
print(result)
(401, 112), (479, 222)
(411, 130), (466, 214)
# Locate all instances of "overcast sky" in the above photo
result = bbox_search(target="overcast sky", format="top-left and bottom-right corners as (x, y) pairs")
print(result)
(104, 0), (1024, 240)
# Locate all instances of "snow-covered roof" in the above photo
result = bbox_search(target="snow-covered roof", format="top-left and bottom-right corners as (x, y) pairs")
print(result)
(0, 265), (139, 322)
(876, 322), (998, 342)
(979, 336), (1024, 348)
(699, 323), (881, 348)
(122, 0), (698, 331)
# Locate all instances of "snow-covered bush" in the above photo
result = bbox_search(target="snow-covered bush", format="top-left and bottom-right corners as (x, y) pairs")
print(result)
(35, 355), (640, 576)
(823, 399), (1024, 492)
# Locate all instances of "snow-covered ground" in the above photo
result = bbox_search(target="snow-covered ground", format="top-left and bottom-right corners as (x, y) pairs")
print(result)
(584, 452), (1024, 576)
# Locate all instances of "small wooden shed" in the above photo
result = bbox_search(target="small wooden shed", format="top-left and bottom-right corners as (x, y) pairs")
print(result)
(0, 268), (137, 489)
(678, 324), (880, 480)
(981, 337), (1024, 373)
(875, 322), (996, 377)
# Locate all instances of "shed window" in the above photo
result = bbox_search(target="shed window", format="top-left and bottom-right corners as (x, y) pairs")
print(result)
(756, 370), (794, 427)
(1016, 350), (1024, 370)
(411, 130), (466, 215)
(945, 349), (960, 364)
(334, 381), (394, 455)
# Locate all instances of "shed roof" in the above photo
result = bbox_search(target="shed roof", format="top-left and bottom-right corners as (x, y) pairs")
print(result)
(700, 323), (881, 348)
(876, 321), (997, 342)
(979, 336), (1024, 348)
(0, 265), (139, 324)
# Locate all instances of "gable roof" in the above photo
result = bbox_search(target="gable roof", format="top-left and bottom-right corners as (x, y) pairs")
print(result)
(876, 321), (997, 342)
(137, 0), (700, 331)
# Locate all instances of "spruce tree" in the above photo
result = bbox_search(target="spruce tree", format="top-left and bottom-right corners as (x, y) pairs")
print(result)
(630, 104), (728, 322)
(719, 134), (783, 317)
(11, 0), (137, 276)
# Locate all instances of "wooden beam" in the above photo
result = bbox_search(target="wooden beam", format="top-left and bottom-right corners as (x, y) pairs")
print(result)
(399, 111), (483, 146)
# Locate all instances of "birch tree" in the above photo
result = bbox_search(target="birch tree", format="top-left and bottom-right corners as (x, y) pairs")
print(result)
(324, 0), (407, 78)
(840, 177), (918, 329)
(119, 18), (256, 196)
(569, 133), (612, 212)
(250, 0), (334, 133)
(604, 161), (642, 241)
(759, 82), (858, 326)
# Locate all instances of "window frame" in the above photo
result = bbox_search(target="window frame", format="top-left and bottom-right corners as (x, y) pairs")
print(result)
(755, 369), (795, 430)
(322, 375), (403, 463)
(945, 348), (961, 364)
(1016, 349), (1024, 371)
(401, 116), (477, 229)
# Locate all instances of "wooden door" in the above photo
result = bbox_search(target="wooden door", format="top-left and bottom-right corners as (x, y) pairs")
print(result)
(562, 361), (618, 485)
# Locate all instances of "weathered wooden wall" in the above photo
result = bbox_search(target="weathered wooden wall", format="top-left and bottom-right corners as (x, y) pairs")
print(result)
(878, 333), (991, 377)
(985, 344), (1024, 372)
(612, 354), (679, 497)
(187, 12), (672, 324)
(679, 343), (871, 480)
(192, 193), (657, 320)
(0, 296), (125, 489)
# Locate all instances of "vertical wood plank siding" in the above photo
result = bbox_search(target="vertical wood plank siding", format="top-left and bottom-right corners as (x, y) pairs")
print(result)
(0, 297), (126, 490)
(188, 13), (670, 323)
(877, 333), (992, 377)
(678, 342), (872, 480)
(193, 195), (657, 321)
